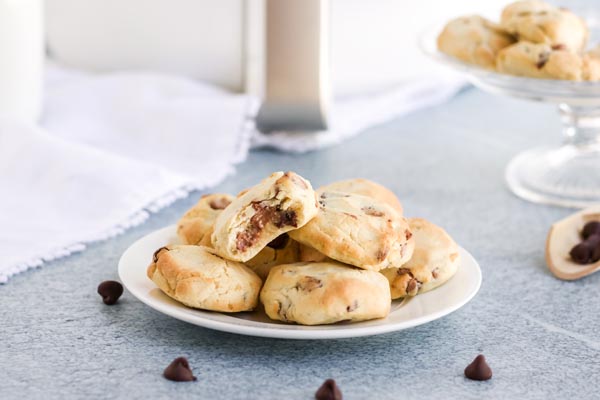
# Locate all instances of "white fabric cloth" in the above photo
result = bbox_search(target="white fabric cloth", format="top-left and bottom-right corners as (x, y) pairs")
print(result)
(0, 64), (463, 283)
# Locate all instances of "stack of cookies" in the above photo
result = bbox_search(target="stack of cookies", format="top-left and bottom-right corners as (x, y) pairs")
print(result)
(437, 0), (600, 81)
(147, 171), (460, 326)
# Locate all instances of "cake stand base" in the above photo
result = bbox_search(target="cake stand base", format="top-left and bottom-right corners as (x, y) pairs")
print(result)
(506, 144), (600, 208)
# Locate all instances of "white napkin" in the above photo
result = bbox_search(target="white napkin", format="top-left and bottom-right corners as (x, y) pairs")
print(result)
(0, 64), (462, 283)
(0, 65), (254, 283)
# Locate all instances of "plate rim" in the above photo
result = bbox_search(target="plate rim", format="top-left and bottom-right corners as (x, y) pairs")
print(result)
(119, 225), (482, 340)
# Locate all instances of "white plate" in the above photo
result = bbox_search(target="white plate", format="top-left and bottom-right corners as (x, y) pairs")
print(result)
(119, 225), (482, 340)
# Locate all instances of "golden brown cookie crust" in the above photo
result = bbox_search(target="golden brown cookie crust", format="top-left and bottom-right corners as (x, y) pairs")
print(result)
(147, 245), (262, 312)
(381, 218), (460, 299)
(289, 191), (414, 271)
(260, 261), (391, 325)
(176, 193), (234, 245)
(318, 178), (404, 215)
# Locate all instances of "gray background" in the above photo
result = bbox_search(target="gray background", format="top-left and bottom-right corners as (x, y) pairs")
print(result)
(2, 89), (599, 399)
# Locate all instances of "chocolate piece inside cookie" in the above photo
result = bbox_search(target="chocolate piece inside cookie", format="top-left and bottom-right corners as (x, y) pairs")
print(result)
(236, 202), (298, 251)
(267, 233), (290, 250)
(212, 171), (318, 262)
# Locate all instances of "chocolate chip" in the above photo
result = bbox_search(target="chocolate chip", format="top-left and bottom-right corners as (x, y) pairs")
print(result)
(464, 354), (492, 381)
(586, 233), (600, 246)
(315, 379), (342, 400)
(237, 203), (298, 251)
(152, 246), (169, 263)
(97, 280), (123, 305)
(571, 234), (600, 264)
(346, 300), (358, 312)
(267, 233), (290, 250)
(278, 210), (298, 228)
(297, 276), (323, 292)
(163, 357), (197, 382)
(536, 51), (550, 69)
(551, 44), (566, 51)
(406, 278), (419, 296)
(582, 221), (600, 239)
(570, 242), (592, 264)
(586, 234), (600, 262)
(592, 245), (600, 263)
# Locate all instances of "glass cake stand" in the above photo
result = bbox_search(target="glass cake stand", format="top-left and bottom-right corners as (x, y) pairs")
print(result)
(421, 25), (600, 208)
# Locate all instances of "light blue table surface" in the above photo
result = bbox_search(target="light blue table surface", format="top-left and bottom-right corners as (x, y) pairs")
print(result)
(2, 88), (599, 399)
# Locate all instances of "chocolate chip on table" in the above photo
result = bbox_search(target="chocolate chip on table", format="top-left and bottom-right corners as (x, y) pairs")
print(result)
(315, 379), (342, 400)
(163, 357), (197, 382)
(464, 354), (492, 381)
(582, 221), (600, 240)
(97, 280), (123, 305)
(267, 233), (289, 250)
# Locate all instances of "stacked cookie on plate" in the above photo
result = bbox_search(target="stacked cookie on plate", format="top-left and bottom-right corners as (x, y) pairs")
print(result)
(437, 0), (600, 81)
(147, 172), (460, 325)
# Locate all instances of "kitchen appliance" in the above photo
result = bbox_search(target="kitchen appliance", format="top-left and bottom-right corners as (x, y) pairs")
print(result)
(45, 0), (507, 130)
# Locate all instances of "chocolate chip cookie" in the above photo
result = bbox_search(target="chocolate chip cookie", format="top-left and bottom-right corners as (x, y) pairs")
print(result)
(496, 41), (585, 80)
(260, 261), (391, 325)
(147, 245), (262, 312)
(500, 0), (588, 52)
(289, 191), (414, 271)
(177, 193), (234, 245)
(211, 171), (318, 262)
(381, 218), (460, 299)
(437, 15), (515, 69)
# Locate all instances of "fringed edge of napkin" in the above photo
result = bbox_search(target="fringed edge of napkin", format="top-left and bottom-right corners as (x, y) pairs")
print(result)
(0, 187), (191, 284)
(0, 99), (259, 284)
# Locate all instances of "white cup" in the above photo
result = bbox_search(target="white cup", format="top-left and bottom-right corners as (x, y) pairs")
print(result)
(0, 0), (44, 121)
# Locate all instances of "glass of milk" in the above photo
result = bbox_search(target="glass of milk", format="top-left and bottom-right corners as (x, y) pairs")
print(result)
(0, 0), (44, 121)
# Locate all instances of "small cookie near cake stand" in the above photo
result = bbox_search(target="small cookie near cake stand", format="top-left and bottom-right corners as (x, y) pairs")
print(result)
(420, 19), (600, 209)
